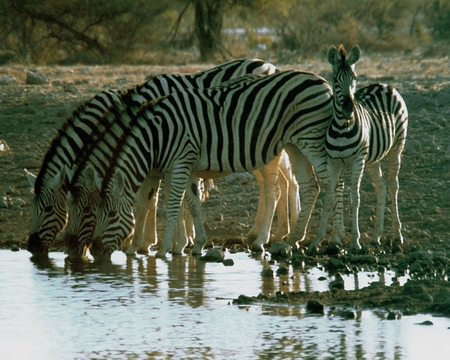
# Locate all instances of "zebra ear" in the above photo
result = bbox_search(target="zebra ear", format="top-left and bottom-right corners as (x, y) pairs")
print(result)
(84, 165), (101, 191)
(112, 170), (125, 194)
(65, 165), (75, 184)
(24, 169), (37, 187)
(327, 46), (339, 66)
(347, 44), (361, 65)
(48, 165), (68, 189)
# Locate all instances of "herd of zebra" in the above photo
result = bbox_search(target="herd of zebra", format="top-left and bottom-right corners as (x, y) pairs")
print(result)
(25, 44), (409, 262)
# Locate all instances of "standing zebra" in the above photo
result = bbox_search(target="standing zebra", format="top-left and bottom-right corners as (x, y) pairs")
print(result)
(26, 58), (293, 258)
(91, 70), (334, 260)
(312, 44), (408, 251)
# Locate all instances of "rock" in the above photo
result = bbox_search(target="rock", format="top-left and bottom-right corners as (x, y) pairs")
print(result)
(232, 295), (256, 305)
(332, 309), (355, 319)
(416, 320), (433, 326)
(387, 311), (401, 320)
(329, 273), (345, 291)
(199, 248), (225, 262)
(222, 258), (234, 266)
(306, 300), (324, 314)
(409, 260), (423, 274)
(326, 257), (346, 271)
(268, 241), (292, 258)
(26, 71), (47, 85)
(0, 76), (16, 85)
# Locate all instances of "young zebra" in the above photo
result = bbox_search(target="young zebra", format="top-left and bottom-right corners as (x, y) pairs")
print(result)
(26, 59), (282, 258)
(314, 44), (408, 251)
(91, 70), (334, 260)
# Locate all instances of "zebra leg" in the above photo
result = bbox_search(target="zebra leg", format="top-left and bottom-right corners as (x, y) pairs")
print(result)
(277, 150), (300, 241)
(155, 168), (192, 258)
(183, 174), (208, 256)
(387, 149), (404, 245)
(366, 162), (387, 246)
(272, 169), (290, 241)
(172, 199), (189, 255)
(349, 159), (366, 250)
(251, 158), (282, 252)
(126, 174), (161, 256)
(141, 185), (159, 250)
(309, 158), (345, 250)
(247, 169), (267, 241)
(283, 147), (319, 248)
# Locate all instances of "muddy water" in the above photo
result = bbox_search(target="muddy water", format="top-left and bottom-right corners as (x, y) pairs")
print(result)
(1, 250), (449, 360)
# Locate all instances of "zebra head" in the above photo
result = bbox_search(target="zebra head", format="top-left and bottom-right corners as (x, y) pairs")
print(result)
(327, 44), (361, 122)
(26, 166), (70, 256)
(91, 169), (135, 261)
(64, 164), (103, 261)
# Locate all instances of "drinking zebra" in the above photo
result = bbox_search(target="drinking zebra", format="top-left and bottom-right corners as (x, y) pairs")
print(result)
(26, 90), (123, 256)
(65, 74), (298, 259)
(90, 70), (334, 260)
(25, 58), (297, 259)
(310, 44), (408, 251)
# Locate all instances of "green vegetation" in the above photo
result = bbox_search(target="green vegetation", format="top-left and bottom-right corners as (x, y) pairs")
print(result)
(0, 0), (449, 64)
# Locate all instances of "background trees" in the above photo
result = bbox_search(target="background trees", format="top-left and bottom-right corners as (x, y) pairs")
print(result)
(0, 0), (449, 65)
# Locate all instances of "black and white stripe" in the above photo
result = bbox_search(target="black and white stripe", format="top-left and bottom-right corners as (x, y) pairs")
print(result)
(91, 70), (334, 259)
(26, 90), (123, 256)
(319, 44), (408, 250)
(62, 60), (284, 259)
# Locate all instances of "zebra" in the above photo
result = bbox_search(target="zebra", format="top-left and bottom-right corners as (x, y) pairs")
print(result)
(310, 44), (408, 251)
(90, 70), (334, 260)
(61, 61), (301, 259)
(65, 75), (299, 259)
(26, 59), (283, 258)
(26, 90), (124, 256)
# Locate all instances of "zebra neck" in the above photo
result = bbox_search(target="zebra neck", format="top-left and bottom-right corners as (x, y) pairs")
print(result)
(332, 104), (357, 131)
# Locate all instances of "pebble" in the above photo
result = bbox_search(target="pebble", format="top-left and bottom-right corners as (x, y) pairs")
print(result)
(26, 71), (47, 85)
(268, 241), (292, 258)
(306, 300), (324, 314)
(199, 248), (225, 262)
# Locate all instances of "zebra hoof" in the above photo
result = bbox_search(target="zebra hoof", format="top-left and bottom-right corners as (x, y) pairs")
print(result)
(191, 245), (203, 256)
(136, 248), (150, 256)
(155, 248), (170, 258)
(251, 243), (264, 253)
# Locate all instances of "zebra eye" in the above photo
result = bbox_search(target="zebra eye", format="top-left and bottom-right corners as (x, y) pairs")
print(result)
(108, 210), (117, 217)
(44, 205), (53, 213)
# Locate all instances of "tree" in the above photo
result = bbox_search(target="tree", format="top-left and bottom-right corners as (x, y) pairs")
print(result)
(0, 0), (170, 63)
(193, 0), (226, 61)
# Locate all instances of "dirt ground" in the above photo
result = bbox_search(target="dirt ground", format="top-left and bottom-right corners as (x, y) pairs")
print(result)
(1, 52), (450, 316)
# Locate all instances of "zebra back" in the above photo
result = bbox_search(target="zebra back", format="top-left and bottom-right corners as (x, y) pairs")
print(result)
(62, 59), (279, 258)
(92, 70), (333, 257)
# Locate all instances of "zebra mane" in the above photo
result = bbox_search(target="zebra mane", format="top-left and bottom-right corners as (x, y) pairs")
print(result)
(338, 44), (347, 62)
(99, 95), (166, 195)
(34, 95), (110, 195)
(68, 88), (139, 188)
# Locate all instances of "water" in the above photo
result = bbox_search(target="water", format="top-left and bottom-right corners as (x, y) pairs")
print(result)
(1, 250), (449, 360)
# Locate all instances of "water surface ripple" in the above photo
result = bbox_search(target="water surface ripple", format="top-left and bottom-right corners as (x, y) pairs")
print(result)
(0, 250), (448, 360)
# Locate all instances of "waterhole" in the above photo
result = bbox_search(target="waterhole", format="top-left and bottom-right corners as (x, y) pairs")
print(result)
(0, 250), (449, 360)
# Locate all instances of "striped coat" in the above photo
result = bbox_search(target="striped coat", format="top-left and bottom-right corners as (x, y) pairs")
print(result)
(91, 70), (334, 259)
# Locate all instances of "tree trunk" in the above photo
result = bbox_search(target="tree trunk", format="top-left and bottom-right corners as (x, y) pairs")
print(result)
(193, 0), (224, 62)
